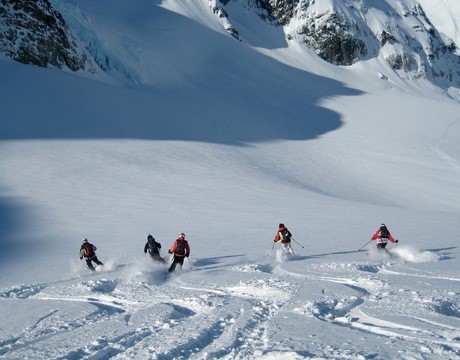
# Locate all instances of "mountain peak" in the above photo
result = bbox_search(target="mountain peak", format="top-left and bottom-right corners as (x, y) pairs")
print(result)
(220, 0), (460, 85)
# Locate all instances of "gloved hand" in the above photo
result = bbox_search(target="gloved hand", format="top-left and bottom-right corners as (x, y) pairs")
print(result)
(395, 240), (399, 243)
(168, 250), (172, 254)
(80, 257), (83, 260)
(185, 254), (189, 257)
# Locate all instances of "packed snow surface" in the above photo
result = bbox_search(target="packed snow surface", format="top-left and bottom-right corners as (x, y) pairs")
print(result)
(1, 0), (460, 359)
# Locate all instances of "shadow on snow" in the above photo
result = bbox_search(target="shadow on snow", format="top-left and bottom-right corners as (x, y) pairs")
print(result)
(0, 1), (362, 145)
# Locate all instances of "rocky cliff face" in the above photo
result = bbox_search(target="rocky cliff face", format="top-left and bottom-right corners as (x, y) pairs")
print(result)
(219, 0), (460, 85)
(1, 0), (458, 88)
(0, 0), (96, 72)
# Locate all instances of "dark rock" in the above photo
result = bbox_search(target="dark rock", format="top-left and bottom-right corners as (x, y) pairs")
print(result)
(0, 0), (95, 71)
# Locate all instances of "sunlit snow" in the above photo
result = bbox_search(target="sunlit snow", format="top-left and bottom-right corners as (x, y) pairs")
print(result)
(1, 0), (460, 359)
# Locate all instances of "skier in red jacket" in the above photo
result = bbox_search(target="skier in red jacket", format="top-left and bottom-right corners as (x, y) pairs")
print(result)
(274, 223), (293, 254)
(168, 233), (190, 273)
(371, 224), (398, 251)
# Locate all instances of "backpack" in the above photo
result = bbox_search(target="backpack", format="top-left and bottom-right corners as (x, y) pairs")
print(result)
(175, 240), (187, 255)
(279, 229), (291, 242)
(379, 226), (389, 238)
(82, 243), (93, 257)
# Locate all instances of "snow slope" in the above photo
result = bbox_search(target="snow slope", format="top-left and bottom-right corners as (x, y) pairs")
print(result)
(1, 0), (460, 359)
(418, 0), (460, 47)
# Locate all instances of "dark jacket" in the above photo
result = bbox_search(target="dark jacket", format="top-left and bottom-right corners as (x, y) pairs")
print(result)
(168, 239), (190, 257)
(80, 243), (97, 259)
(144, 239), (162, 255)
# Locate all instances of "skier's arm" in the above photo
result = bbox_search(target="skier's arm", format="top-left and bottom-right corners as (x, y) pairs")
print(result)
(185, 243), (190, 256)
(144, 243), (148, 253)
(169, 241), (177, 253)
(79, 248), (85, 259)
(371, 230), (379, 240)
(274, 232), (281, 242)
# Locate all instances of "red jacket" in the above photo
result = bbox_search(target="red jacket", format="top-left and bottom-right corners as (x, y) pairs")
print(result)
(371, 229), (395, 243)
(169, 239), (190, 257)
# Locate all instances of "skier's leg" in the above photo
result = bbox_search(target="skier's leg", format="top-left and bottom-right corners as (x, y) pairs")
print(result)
(93, 256), (103, 266)
(168, 258), (177, 273)
(154, 254), (166, 264)
(282, 243), (291, 253)
(377, 243), (387, 252)
(86, 259), (95, 270)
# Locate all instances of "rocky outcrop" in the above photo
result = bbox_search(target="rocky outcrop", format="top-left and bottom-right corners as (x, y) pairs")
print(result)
(289, 11), (368, 66)
(0, 0), (96, 72)
(210, 0), (241, 41)
(252, 0), (368, 65)
(254, 0), (297, 25)
(219, 0), (460, 84)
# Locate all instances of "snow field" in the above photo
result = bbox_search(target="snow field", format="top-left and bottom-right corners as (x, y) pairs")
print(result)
(1, 243), (459, 359)
(1, 0), (460, 359)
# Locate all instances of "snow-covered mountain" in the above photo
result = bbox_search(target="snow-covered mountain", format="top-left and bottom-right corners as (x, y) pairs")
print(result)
(1, 0), (460, 359)
(2, 0), (460, 92)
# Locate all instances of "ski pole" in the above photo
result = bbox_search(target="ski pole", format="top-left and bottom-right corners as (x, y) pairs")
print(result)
(359, 240), (372, 251)
(272, 240), (282, 250)
(291, 238), (304, 249)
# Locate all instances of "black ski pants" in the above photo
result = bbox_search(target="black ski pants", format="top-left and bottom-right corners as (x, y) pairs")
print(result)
(150, 253), (166, 264)
(168, 255), (185, 273)
(86, 256), (103, 270)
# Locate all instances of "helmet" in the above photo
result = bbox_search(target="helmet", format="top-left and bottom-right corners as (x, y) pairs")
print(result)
(279, 223), (285, 228)
(178, 232), (185, 239)
(381, 223), (386, 227)
(82, 238), (88, 243)
(147, 234), (154, 241)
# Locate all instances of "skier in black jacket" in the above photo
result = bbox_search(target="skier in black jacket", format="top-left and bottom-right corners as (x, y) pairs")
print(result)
(80, 238), (103, 271)
(144, 234), (166, 264)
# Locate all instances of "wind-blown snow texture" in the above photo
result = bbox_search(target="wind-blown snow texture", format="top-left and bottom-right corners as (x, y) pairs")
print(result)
(1, 0), (460, 359)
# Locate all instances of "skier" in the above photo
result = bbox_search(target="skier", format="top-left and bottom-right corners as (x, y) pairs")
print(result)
(371, 223), (398, 251)
(167, 232), (190, 273)
(144, 234), (166, 264)
(79, 238), (103, 271)
(274, 223), (294, 254)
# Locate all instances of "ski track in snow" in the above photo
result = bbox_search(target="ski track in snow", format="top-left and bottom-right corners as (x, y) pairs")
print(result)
(0, 248), (459, 359)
